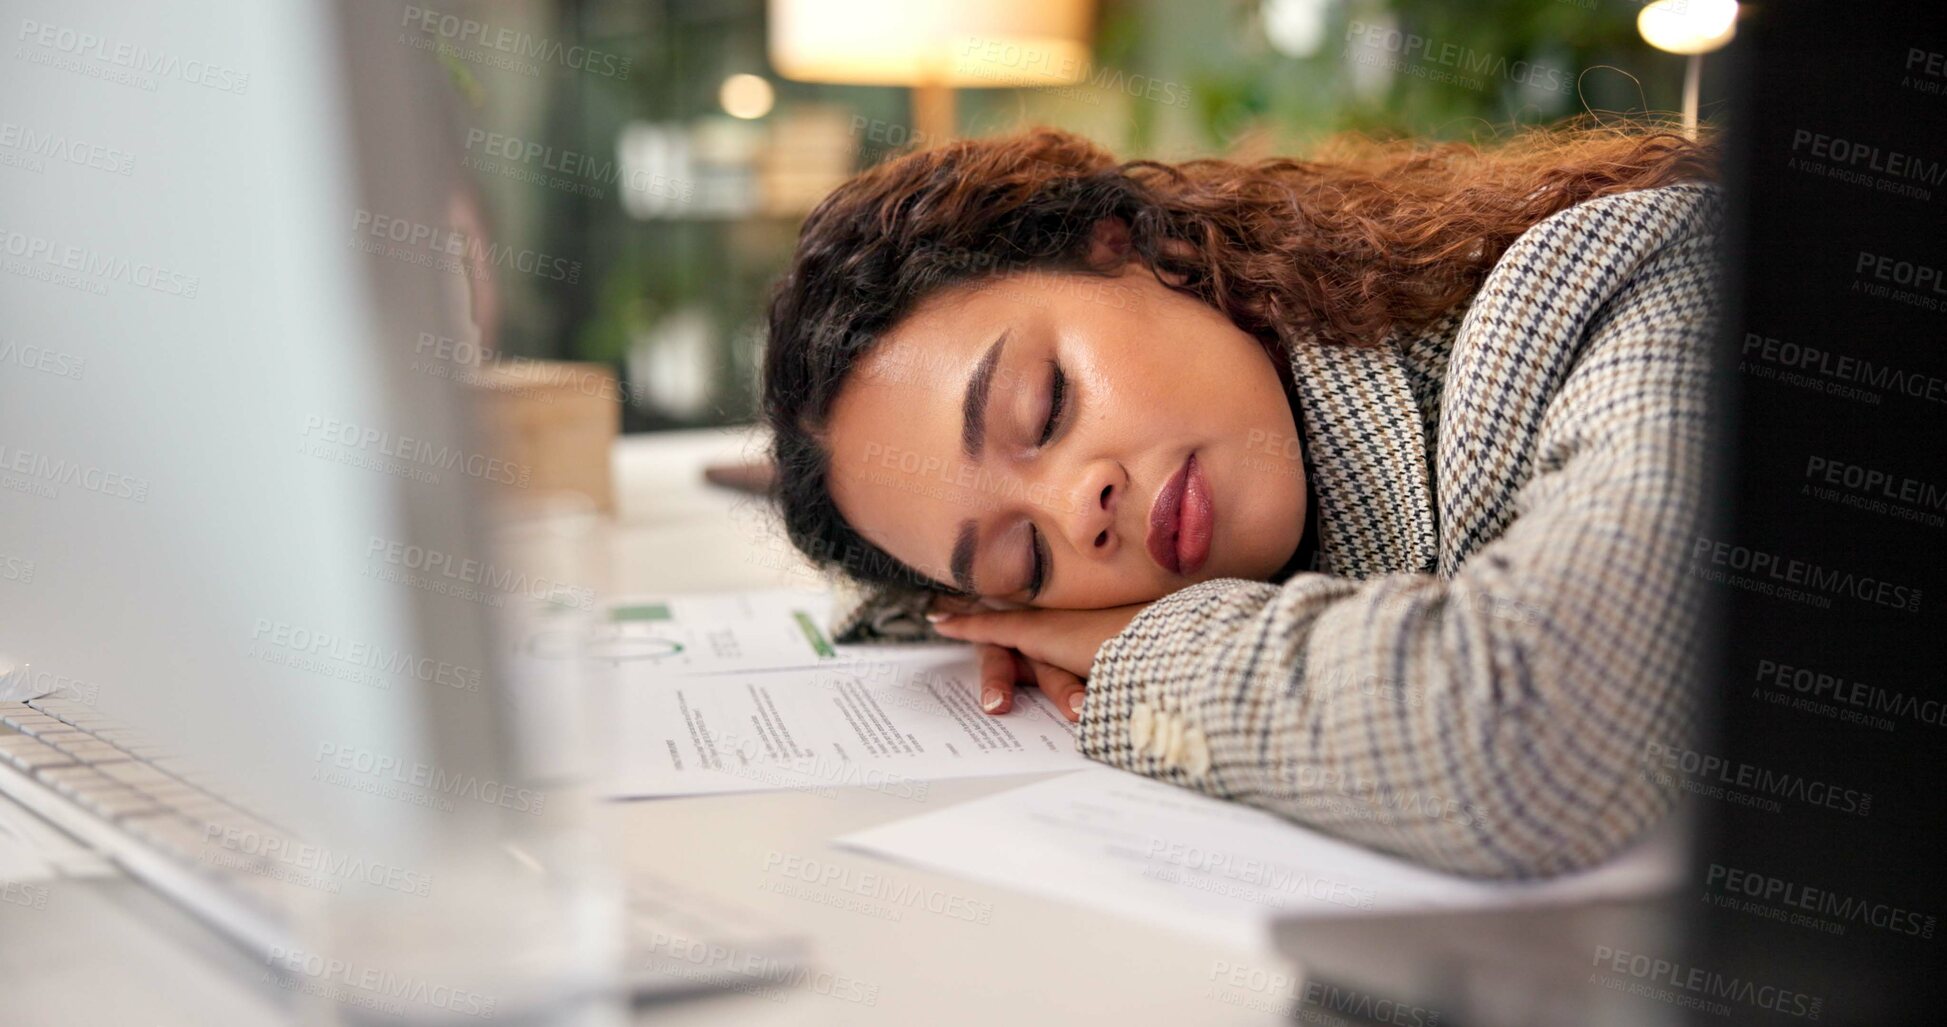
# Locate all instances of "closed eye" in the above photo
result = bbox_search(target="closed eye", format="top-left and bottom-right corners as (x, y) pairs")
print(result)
(1037, 362), (1066, 447)
(1027, 523), (1049, 599)
(1026, 360), (1066, 600)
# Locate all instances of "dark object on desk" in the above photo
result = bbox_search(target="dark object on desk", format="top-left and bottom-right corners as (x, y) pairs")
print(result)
(1692, 1), (1947, 1024)
(1273, 899), (1679, 1027)
(704, 459), (777, 495)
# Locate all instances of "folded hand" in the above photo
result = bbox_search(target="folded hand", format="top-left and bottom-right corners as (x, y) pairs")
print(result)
(926, 602), (1150, 722)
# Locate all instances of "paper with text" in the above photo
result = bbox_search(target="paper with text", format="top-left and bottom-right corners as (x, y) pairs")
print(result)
(838, 769), (1683, 950)
(600, 644), (1088, 798)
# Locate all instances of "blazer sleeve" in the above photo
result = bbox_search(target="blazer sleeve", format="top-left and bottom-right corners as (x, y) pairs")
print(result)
(1076, 200), (1721, 879)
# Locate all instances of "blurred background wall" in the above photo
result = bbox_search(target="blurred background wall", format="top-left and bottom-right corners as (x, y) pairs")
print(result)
(422, 0), (1710, 432)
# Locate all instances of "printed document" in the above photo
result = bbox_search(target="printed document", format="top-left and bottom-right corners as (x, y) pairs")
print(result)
(596, 636), (1089, 799)
(527, 589), (843, 676)
(838, 769), (1683, 950)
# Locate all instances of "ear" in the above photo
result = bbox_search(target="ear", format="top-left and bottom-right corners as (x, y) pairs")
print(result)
(1084, 216), (1133, 269)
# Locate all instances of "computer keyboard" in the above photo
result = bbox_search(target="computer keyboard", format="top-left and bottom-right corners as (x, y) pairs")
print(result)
(0, 697), (808, 1000)
(0, 697), (305, 916)
(2, 698), (281, 847)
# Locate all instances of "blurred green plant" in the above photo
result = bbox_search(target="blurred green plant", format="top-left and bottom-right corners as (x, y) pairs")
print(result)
(1096, 0), (1684, 154)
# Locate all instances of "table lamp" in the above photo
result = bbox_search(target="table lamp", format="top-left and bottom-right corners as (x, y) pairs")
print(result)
(1637, 0), (1740, 137)
(768, 0), (1096, 143)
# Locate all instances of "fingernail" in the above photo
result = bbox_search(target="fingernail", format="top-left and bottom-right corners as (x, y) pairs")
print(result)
(925, 611), (952, 623)
(982, 688), (1005, 713)
(1068, 692), (1086, 717)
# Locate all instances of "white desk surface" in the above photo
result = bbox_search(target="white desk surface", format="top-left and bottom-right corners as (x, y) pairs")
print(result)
(607, 428), (1293, 1025)
(0, 428), (1294, 1027)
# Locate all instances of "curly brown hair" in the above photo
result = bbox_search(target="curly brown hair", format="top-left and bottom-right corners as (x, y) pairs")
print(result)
(763, 123), (1717, 593)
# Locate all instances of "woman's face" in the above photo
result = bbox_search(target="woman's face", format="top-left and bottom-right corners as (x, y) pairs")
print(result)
(822, 261), (1309, 610)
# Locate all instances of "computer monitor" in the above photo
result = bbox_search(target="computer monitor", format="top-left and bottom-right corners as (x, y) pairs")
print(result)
(0, 0), (612, 1012)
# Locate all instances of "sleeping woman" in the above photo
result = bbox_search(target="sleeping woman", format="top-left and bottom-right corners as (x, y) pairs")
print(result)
(760, 124), (1721, 878)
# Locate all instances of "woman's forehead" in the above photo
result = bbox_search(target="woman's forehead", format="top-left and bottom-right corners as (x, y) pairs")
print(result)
(853, 305), (992, 391)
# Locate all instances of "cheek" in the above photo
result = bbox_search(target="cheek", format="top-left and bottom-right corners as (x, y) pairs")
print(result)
(1137, 333), (1273, 424)
(1053, 571), (1173, 609)
(1231, 476), (1306, 575)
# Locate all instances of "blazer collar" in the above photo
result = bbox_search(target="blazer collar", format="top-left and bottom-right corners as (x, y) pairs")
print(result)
(1284, 315), (1459, 578)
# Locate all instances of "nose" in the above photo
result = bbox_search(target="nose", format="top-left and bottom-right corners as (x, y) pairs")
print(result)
(1055, 461), (1123, 559)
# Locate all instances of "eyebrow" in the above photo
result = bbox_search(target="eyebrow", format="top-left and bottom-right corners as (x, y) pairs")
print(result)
(950, 519), (978, 594)
(960, 329), (1008, 458)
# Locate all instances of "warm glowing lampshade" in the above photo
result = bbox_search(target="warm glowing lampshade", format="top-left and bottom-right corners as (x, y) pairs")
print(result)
(768, 0), (1094, 88)
(1637, 0), (1739, 55)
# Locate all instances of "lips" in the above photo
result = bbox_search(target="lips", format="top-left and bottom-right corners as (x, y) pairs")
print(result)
(1146, 454), (1215, 576)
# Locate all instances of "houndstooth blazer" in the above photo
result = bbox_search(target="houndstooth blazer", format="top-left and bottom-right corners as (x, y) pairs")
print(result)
(831, 182), (1724, 879)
